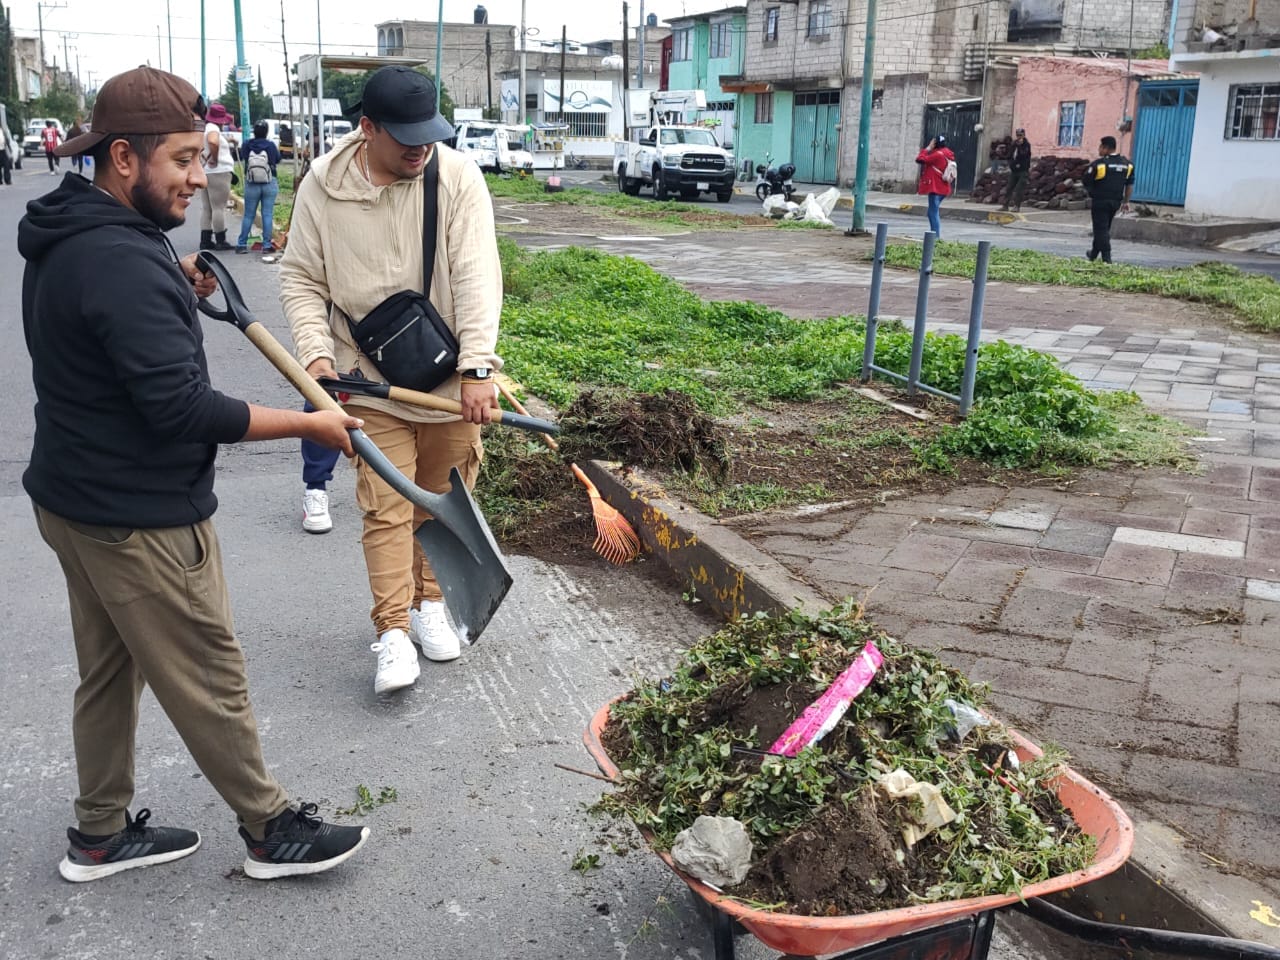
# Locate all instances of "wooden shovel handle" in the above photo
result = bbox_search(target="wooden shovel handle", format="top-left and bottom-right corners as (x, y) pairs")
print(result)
(243, 323), (344, 415)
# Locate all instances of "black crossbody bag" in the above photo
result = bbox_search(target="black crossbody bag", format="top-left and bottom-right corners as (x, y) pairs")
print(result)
(345, 150), (459, 393)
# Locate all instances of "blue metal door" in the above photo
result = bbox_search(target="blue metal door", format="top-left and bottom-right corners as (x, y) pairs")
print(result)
(1132, 80), (1198, 206)
(792, 90), (840, 184)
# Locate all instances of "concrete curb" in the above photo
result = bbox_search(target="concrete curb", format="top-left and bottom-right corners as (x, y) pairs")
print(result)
(583, 458), (1280, 952)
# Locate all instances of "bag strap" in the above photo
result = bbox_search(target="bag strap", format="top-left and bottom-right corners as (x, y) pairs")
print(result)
(422, 148), (440, 298)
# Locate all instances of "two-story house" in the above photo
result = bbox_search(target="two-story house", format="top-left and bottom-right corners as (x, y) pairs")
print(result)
(1170, 0), (1280, 219)
(664, 7), (748, 154)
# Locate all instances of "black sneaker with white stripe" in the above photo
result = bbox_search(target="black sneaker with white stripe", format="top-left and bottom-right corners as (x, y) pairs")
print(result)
(59, 808), (201, 882)
(240, 802), (369, 879)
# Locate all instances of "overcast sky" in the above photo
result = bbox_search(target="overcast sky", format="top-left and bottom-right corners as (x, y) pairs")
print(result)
(11, 0), (728, 98)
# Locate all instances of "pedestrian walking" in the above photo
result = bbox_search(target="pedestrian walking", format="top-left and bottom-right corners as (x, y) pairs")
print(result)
(19, 66), (371, 883)
(198, 102), (236, 250)
(1084, 135), (1134, 264)
(1000, 128), (1032, 212)
(41, 120), (62, 174)
(281, 65), (504, 695)
(916, 135), (956, 238)
(66, 115), (86, 174)
(0, 123), (16, 185)
(236, 119), (281, 254)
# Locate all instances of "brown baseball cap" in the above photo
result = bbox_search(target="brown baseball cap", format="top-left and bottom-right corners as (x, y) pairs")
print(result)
(57, 66), (207, 157)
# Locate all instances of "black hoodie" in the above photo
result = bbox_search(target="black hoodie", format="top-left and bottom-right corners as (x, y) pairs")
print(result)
(19, 174), (250, 528)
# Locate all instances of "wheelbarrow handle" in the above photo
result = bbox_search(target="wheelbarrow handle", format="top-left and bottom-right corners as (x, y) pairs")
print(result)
(317, 374), (561, 436)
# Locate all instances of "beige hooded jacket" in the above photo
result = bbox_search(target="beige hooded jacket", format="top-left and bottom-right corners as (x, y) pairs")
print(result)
(280, 132), (503, 423)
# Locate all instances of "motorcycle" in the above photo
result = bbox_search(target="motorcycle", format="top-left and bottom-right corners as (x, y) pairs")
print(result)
(754, 154), (796, 202)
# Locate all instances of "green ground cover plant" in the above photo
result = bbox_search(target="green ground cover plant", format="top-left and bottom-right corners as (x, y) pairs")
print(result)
(881, 241), (1280, 334)
(596, 605), (1096, 912)
(486, 173), (750, 227)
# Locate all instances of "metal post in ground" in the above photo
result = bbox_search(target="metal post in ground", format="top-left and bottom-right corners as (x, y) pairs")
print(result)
(906, 231), (937, 397)
(959, 240), (991, 416)
(861, 221), (889, 382)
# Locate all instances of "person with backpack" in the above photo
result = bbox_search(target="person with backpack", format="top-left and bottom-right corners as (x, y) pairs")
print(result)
(42, 120), (63, 174)
(916, 135), (957, 238)
(237, 120), (282, 254)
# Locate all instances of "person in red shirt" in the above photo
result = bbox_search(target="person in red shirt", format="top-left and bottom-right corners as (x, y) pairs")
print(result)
(916, 135), (956, 238)
(41, 121), (62, 174)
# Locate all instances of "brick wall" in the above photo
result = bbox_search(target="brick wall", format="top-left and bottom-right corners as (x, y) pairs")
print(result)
(838, 72), (929, 189)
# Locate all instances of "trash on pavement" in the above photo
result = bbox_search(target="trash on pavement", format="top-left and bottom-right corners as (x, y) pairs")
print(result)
(671, 815), (754, 887)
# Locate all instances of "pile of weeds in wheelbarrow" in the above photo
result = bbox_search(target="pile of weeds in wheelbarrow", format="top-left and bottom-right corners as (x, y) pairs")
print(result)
(596, 604), (1096, 916)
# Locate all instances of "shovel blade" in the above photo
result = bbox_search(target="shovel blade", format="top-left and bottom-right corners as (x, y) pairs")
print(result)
(412, 467), (513, 644)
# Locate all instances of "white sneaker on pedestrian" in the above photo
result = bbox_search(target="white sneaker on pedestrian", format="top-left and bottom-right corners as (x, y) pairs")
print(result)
(302, 488), (332, 534)
(370, 629), (420, 695)
(409, 601), (462, 662)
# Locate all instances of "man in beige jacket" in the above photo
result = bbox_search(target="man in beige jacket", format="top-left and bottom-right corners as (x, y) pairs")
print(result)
(281, 66), (502, 695)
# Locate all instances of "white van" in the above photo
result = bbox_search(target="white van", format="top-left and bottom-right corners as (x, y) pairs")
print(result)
(323, 120), (353, 149)
(259, 118), (309, 159)
(452, 120), (533, 174)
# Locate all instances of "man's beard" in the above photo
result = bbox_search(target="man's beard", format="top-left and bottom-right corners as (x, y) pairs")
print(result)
(130, 169), (184, 231)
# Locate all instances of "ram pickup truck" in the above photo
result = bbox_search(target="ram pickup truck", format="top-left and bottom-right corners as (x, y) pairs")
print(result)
(613, 124), (734, 202)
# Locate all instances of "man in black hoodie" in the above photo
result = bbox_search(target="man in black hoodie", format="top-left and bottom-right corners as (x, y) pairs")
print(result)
(20, 66), (372, 883)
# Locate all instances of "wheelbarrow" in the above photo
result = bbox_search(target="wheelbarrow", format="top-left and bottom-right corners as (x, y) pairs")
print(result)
(583, 699), (1280, 960)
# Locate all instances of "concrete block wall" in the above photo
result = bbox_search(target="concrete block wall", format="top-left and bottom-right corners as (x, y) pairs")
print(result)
(744, 1), (845, 85)
(1059, 0), (1172, 50)
(843, 0), (1013, 85)
(838, 72), (930, 190)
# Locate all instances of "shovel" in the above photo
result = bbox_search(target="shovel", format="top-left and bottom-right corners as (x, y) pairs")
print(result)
(317, 373), (559, 436)
(194, 253), (512, 643)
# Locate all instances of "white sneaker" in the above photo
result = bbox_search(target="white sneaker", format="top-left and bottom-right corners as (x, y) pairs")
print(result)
(302, 489), (332, 534)
(370, 629), (420, 695)
(409, 601), (462, 662)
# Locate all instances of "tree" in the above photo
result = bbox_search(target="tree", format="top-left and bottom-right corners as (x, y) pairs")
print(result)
(218, 67), (274, 126)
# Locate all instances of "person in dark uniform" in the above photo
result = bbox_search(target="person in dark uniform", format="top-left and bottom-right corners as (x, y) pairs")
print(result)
(1084, 136), (1134, 264)
(1000, 128), (1032, 212)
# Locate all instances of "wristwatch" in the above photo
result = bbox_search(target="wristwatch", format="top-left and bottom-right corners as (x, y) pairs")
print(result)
(461, 367), (492, 380)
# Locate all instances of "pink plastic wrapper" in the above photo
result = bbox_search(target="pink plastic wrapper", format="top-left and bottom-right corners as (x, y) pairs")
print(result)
(769, 641), (884, 757)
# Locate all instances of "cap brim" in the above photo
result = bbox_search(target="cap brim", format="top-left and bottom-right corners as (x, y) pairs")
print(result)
(56, 131), (107, 157)
(380, 113), (455, 147)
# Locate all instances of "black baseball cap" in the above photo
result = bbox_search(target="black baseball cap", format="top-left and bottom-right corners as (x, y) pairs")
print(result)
(352, 66), (453, 146)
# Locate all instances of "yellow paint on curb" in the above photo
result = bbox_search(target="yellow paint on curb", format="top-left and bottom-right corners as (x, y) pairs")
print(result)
(1250, 901), (1280, 928)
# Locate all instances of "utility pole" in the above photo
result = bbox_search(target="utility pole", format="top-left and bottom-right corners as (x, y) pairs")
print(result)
(850, 0), (878, 232)
(485, 29), (493, 115)
(166, 0), (173, 72)
(518, 0), (527, 125)
(637, 0), (645, 89)
(281, 0), (299, 177)
(559, 25), (566, 119)
(435, 0), (444, 114)
(200, 0), (206, 97)
(37, 1), (66, 91)
(621, 2), (630, 96)
(156, 26), (161, 70)
(233, 0), (250, 135)
(314, 0), (324, 156)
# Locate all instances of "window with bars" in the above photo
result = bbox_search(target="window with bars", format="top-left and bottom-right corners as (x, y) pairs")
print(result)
(542, 112), (610, 139)
(808, 0), (832, 37)
(710, 22), (732, 59)
(764, 7), (779, 41)
(672, 27), (692, 61)
(1058, 100), (1085, 147)
(755, 93), (774, 124)
(1226, 84), (1280, 140)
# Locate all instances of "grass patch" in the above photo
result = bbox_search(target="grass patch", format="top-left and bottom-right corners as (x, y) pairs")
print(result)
(487, 173), (752, 228)
(881, 241), (1280, 334)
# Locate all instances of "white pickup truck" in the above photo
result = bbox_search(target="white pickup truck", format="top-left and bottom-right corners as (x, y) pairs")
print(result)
(613, 124), (734, 202)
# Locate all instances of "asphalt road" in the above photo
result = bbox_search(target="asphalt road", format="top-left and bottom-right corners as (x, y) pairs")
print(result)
(1, 164), (1076, 960)
(557, 171), (1280, 279)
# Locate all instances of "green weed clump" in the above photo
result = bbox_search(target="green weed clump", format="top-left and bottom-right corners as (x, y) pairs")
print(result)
(882, 241), (1280, 335)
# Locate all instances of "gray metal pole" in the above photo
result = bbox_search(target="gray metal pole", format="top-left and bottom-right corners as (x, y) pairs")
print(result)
(200, 0), (206, 97)
(519, 0), (527, 125)
(906, 231), (937, 397)
(851, 0), (877, 232)
(435, 0), (444, 114)
(637, 0), (645, 89)
(959, 240), (991, 416)
(860, 221), (889, 382)
(314, 0), (324, 156)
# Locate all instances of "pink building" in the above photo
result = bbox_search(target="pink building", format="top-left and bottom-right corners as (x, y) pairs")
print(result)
(1012, 57), (1184, 160)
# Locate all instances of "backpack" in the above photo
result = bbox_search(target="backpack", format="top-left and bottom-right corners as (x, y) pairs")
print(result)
(942, 158), (958, 185)
(246, 147), (271, 184)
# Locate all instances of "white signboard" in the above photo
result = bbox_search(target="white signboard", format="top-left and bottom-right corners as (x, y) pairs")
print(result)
(544, 80), (614, 113)
(500, 79), (520, 113)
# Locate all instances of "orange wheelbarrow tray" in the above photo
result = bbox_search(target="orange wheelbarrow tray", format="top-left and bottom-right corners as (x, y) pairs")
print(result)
(584, 697), (1132, 960)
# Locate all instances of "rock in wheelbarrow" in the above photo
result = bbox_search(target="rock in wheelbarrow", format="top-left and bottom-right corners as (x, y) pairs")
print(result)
(671, 815), (753, 888)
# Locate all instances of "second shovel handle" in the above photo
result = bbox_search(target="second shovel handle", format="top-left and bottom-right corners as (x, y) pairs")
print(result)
(497, 379), (559, 452)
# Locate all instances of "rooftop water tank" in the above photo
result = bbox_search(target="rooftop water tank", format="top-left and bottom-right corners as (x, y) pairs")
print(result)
(474, 5), (488, 24)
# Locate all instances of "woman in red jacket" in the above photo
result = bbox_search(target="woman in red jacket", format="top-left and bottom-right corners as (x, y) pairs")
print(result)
(917, 135), (956, 238)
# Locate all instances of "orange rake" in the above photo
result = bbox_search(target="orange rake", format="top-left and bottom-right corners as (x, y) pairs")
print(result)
(495, 379), (641, 565)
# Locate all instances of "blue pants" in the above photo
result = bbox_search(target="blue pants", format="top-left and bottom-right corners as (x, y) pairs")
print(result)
(237, 178), (279, 250)
(927, 193), (944, 237)
(302, 401), (340, 490)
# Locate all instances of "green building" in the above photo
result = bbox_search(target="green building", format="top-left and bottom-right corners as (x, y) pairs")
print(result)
(664, 6), (747, 165)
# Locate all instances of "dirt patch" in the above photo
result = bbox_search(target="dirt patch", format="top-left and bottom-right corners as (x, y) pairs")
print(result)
(740, 793), (910, 914)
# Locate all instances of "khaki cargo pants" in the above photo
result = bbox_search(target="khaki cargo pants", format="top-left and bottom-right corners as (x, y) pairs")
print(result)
(34, 505), (289, 838)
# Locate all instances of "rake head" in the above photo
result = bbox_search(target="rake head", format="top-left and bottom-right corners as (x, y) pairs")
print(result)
(570, 463), (642, 565)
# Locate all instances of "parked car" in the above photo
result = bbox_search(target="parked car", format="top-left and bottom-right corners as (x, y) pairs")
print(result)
(323, 120), (353, 149)
(260, 118), (309, 159)
(23, 118), (66, 157)
(613, 123), (734, 202)
(452, 120), (533, 174)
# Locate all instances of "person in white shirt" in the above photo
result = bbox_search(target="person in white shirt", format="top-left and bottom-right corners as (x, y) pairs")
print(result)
(198, 102), (237, 250)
